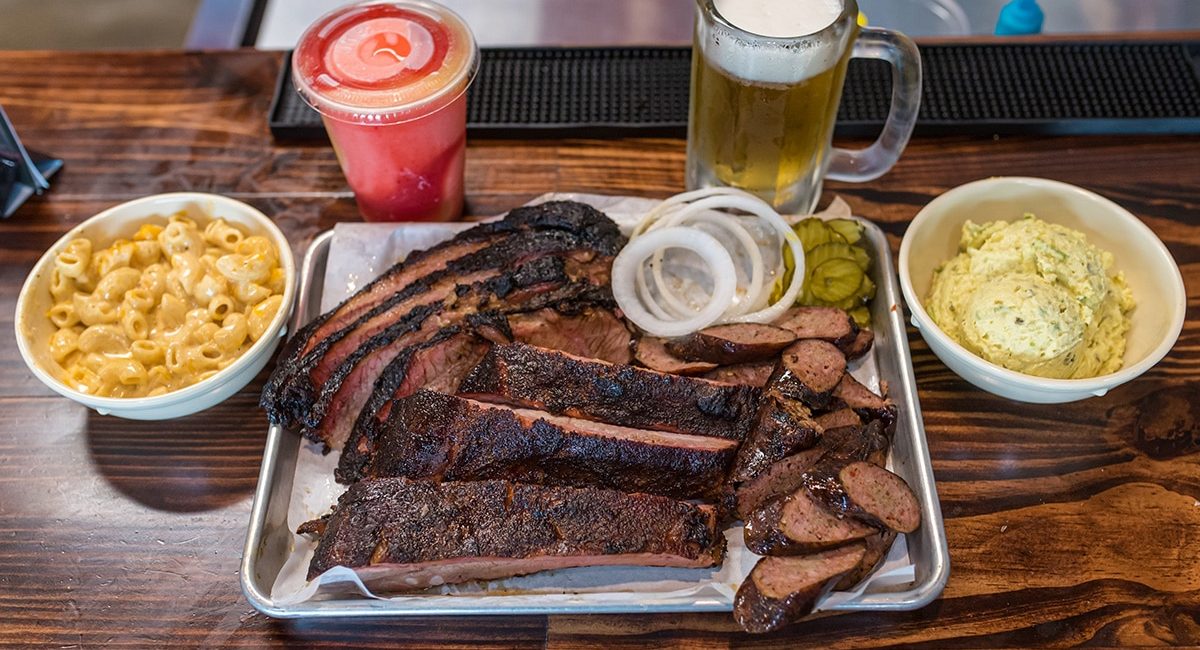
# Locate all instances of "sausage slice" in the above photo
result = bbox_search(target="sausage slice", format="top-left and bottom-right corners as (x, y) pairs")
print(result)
(805, 461), (921, 533)
(775, 306), (858, 348)
(730, 390), (820, 484)
(832, 374), (897, 433)
(733, 543), (866, 634)
(770, 340), (847, 410)
(666, 323), (797, 365)
(633, 336), (717, 375)
(844, 329), (875, 361)
(703, 361), (775, 388)
(832, 531), (898, 592)
(743, 487), (876, 556)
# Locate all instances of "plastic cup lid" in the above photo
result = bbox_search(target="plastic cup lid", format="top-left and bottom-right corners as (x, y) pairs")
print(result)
(292, 0), (478, 125)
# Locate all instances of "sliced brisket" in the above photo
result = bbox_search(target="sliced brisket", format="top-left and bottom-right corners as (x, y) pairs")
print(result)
(262, 201), (625, 427)
(457, 342), (758, 441)
(302, 254), (616, 449)
(338, 327), (494, 484)
(347, 390), (737, 498)
(302, 477), (725, 588)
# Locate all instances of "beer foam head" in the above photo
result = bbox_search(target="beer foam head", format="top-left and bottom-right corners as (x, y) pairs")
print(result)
(705, 0), (847, 85)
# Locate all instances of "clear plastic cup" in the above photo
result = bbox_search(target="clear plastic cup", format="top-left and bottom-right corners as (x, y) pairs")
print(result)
(292, 0), (479, 222)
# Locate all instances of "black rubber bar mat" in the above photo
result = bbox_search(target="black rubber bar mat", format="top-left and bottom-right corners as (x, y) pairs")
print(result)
(270, 41), (1200, 140)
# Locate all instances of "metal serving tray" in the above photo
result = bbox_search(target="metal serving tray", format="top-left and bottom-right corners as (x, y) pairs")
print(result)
(240, 219), (949, 618)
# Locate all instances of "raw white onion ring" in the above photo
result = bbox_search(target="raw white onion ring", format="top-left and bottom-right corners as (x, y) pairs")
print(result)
(648, 211), (764, 318)
(611, 227), (737, 338)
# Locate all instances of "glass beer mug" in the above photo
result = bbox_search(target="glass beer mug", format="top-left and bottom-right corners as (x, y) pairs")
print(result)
(686, 0), (922, 214)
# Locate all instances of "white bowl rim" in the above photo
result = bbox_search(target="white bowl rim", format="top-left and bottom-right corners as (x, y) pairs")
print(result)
(14, 192), (296, 409)
(898, 176), (1186, 393)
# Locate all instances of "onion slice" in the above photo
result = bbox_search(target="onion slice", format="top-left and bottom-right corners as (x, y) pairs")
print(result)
(611, 227), (737, 338)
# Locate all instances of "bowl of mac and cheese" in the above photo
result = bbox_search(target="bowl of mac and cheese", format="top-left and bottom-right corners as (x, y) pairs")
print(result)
(15, 193), (295, 419)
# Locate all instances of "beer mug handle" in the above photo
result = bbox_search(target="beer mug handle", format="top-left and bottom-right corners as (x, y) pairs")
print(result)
(826, 27), (922, 183)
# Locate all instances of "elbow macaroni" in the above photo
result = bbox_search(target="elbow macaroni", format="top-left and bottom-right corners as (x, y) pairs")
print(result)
(46, 213), (285, 398)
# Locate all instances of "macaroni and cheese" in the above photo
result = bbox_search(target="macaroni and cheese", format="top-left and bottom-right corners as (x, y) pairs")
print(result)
(46, 212), (285, 398)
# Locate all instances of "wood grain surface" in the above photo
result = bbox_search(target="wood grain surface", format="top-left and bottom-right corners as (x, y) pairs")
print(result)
(1, 47), (1198, 648)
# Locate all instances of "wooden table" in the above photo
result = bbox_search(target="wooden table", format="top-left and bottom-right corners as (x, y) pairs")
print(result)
(1, 47), (1198, 648)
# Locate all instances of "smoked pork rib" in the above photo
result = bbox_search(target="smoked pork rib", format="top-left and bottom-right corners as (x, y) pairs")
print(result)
(302, 254), (617, 449)
(261, 200), (625, 426)
(344, 390), (737, 497)
(457, 342), (759, 441)
(301, 477), (726, 589)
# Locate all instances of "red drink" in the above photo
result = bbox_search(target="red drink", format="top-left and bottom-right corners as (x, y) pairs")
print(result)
(293, 1), (478, 221)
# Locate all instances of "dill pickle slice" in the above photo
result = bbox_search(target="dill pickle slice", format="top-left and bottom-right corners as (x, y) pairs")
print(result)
(827, 218), (863, 245)
(857, 274), (877, 300)
(807, 242), (871, 273)
(810, 258), (864, 302)
(848, 306), (871, 327)
(793, 218), (845, 252)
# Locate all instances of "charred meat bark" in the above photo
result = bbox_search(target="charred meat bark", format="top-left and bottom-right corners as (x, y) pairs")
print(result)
(302, 477), (725, 589)
(458, 343), (758, 441)
(349, 390), (737, 498)
(665, 324), (797, 365)
(733, 544), (866, 634)
(337, 328), (494, 484)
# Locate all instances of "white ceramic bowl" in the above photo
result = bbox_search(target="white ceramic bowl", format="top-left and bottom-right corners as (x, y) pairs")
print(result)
(15, 193), (296, 419)
(899, 177), (1185, 403)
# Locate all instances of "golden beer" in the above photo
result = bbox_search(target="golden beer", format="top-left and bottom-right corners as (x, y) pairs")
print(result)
(686, 0), (921, 215)
(687, 37), (855, 213)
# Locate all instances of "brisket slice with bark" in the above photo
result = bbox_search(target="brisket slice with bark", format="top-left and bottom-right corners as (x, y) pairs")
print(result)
(301, 477), (726, 589)
(302, 254), (616, 450)
(261, 201), (625, 426)
(267, 229), (619, 427)
(346, 390), (737, 498)
(338, 306), (634, 483)
(337, 327), (496, 484)
(457, 342), (759, 441)
(507, 307), (632, 365)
